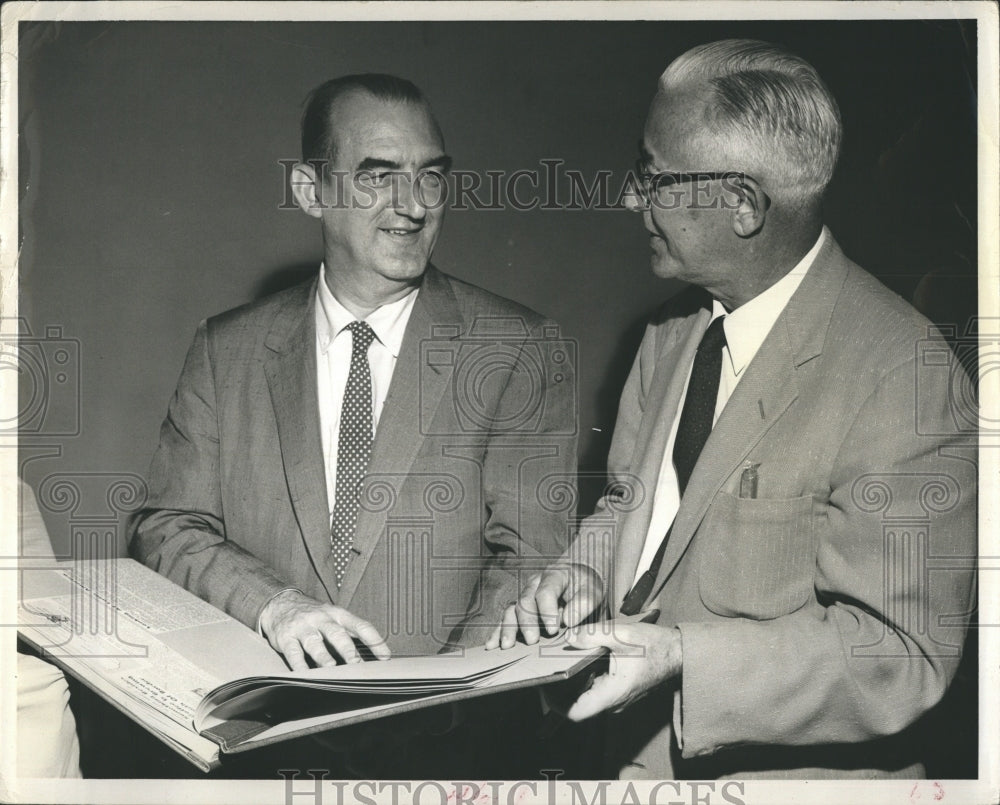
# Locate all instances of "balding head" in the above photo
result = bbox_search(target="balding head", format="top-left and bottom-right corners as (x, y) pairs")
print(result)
(301, 73), (442, 167)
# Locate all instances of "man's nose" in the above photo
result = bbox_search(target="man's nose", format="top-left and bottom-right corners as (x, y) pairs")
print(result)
(391, 172), (427, 220)
(622, 182), (647, 213)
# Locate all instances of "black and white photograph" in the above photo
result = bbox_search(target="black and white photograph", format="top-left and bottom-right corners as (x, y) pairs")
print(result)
(1, 2), (997, 804)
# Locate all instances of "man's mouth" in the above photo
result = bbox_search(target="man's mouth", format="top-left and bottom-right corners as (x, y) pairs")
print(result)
(381, 227), (422, 237)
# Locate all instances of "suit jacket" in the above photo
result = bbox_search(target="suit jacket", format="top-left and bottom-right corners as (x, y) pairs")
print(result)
(130, 266), (577, 656)
(568, 233), (976, 778)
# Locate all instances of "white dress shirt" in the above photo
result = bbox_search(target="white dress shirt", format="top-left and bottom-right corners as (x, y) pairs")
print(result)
(315, 263), (418, 522)
(630, 229), (827, 585)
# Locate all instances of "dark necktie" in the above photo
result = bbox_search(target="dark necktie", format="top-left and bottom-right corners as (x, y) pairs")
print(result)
(620, 315), (727, 615)
(331, 321), (376, 587)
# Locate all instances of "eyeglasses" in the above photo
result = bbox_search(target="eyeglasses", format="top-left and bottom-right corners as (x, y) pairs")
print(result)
(632, 160), (768, 210)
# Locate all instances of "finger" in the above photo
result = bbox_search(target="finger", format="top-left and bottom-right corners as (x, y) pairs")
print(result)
(485, 605), (515, 649)
(563, 568), (604, 628)
(515, 594), (542, 646)
(566, 672), (624, 722)
(347, 618), (392, 661)
(533, 571), (567, 636)
(319, 623), (361, 664)
(567, 622), (627, 652)
(562, 585), (599, 629)
(278, 638), (309, 672)
(301, 634), (336, 668)
(498, 604), (520, 649)
(331, 608), (391, 660)
(512, 575), (542, 645)
(484, 621), (502, 650)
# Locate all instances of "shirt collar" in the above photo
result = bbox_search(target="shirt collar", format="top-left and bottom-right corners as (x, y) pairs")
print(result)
(714, 227), (827, 378)
(315, 263), (419, 358)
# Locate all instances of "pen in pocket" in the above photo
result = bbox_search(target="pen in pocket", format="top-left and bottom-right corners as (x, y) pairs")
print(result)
(739, 462), (759, 499)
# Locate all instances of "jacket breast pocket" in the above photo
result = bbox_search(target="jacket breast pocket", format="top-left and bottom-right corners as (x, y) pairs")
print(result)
(697, 491), (817, 620)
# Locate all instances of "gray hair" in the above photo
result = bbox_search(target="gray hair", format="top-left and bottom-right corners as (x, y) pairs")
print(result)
(660, 39), (842, 201)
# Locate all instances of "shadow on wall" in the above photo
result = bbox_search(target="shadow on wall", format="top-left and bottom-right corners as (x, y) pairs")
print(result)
(254, 262), (320, 299)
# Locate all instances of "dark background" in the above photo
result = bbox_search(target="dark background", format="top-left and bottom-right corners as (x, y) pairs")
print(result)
(15, 19), (979, 780)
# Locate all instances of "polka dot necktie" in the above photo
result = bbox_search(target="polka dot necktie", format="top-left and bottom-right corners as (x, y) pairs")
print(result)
(620, 315), (726, 616)
(331, 321), (376, 587)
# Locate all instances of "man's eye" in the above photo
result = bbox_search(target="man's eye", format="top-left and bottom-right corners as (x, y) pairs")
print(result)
(417, 170), (444, 189)
(359, 170), (393, 188)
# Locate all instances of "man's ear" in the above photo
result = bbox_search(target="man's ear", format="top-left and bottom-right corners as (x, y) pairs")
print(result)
(729, 174), (769, 237)
(289, 162), (324, 219)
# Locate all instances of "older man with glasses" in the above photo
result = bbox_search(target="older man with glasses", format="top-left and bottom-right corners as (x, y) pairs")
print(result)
(490, 39), (976, 780)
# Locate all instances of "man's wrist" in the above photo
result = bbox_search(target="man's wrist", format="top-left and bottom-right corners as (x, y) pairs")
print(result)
(257, 587), (306, 636)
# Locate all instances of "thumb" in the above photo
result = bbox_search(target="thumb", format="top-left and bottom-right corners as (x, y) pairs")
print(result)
(562, 588), (599, 629)
(566, 621), (626, 651)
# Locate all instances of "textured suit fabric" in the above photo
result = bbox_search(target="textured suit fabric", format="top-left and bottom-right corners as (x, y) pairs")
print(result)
(567, 234), (977, 778)
(130, 266), (577, 656)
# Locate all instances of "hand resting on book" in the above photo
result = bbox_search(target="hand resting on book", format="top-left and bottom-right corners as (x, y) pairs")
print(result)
(258, 589), (391, 670)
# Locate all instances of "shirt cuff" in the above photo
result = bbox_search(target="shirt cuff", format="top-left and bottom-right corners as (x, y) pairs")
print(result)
(672, 686), (684, 752)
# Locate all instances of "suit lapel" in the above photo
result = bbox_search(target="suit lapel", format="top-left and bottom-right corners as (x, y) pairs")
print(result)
(263, 278), (341, 603)
(650, 233), (850, 594)
(337, 267), (464, 606)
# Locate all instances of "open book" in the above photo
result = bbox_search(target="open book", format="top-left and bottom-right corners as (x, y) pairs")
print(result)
(17, 559), (638, 772)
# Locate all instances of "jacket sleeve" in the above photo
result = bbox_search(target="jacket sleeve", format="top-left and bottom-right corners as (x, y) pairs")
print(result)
(128, 322), (295, 629)
(676, 350), (977, 756)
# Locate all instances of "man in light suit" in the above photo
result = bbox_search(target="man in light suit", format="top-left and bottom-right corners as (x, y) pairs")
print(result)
(130, 74), (575, 671)
(490, 40), (976, 778)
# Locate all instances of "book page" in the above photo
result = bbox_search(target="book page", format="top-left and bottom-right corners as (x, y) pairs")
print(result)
(21, 559), (232, 635)
(17, 560), (240, 767)
(19, 591), (223, 728)
(193, 626), (611, 750)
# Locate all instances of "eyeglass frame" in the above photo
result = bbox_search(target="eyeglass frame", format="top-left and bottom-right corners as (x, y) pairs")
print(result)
(631, 160), (770, 211)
